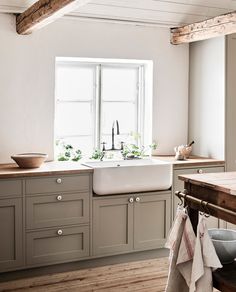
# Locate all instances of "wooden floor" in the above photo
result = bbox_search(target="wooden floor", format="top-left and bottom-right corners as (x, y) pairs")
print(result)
(0, 258), (220, 292)
(0, 258), (169, 292)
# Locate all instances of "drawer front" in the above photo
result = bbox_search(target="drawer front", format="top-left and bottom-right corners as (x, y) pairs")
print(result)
(26, 175), (89, 194)
(0, 180), (22, 198)
(26, 192), (89, 229)
(26, 225), (89, 266)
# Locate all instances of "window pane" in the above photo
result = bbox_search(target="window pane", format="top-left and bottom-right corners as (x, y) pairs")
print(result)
(56, 64), (95, 101)
(57, 136), (94, 157)
(101, 66), (138, 101)
(55, 102), (93, 137)
(101, 102), (137, 136)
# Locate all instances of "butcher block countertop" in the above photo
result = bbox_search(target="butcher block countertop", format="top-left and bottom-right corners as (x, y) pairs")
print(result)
(154, 155), (225, 168)
(179, 171), (236, 196)
(0, 156), (224, 179)
(0, 161), (93, 178)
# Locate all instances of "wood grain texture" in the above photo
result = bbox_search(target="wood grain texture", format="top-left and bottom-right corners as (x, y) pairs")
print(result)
(0, 156), (224, 179)
(16, 0), (90, 35)
(0, 161), (93, 179)
(0, 257), (221, 292)
(171, 11), (236, 44)
(179, 171), (236, 196)
(0, 258), (169, 291)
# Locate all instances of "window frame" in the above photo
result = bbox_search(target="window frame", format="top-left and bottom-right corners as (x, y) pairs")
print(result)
(55, 58), (151, 155)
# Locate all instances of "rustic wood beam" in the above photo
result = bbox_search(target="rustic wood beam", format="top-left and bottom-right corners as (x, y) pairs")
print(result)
(16, 0), (90, 35)
(171, 11), (236, 45)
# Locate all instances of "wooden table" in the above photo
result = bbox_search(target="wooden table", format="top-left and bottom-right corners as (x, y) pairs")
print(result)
(178, 171), (236, 292)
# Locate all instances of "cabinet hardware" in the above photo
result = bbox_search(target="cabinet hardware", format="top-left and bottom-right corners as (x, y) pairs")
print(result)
(57, 229), (63, 235)
(56, 195), (62, 201)
(197, 169), (203, 174)
(135, 197), (140, 202)
(56, 178), (62, 184)
(128, 197), (134, 203)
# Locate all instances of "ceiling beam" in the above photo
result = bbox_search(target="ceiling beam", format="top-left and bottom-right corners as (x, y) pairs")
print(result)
(171, 11), (236, 45)
(16, 0), (90, 35)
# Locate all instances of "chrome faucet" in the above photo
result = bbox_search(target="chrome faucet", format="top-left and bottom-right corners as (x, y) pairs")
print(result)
(101, 120), (124, 151)
(112, 120), (120, 150)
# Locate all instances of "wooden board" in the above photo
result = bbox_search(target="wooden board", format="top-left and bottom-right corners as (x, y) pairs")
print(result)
(16, 0), (90, 35)
(179, 171), (236, 196)
(171, 11), (236, 45)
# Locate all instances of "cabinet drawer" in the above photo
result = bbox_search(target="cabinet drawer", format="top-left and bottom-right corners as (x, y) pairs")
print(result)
(26, 175), (89, 194)
(26, 192), (89, 229)
(0, 179), (22, 198)
(26, 225), (89, 266)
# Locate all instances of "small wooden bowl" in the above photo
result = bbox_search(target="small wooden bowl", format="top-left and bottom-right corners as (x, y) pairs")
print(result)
(11, 153), (48, 168)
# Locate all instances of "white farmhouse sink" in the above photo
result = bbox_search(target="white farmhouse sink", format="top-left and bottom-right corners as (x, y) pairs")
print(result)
(83, 159), (172, 195)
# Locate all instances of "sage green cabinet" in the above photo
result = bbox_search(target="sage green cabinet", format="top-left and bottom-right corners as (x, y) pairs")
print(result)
(26, 225), (89, 266)
(26, 192), (89, 230)
(0, 198), (23, 271)
(93, 196), (133, 255)
(173, 165), (225, 228)
(93, 191), (171, 256)
(134, 192), (171, 250)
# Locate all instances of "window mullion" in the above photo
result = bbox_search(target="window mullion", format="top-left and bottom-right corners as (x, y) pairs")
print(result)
(94, 64), (102, 149)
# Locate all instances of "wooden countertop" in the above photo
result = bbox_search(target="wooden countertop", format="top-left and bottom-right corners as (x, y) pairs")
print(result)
(153, 155), (225, 168)
(0, 161), (93, 178)
(0, 156), (224, 179)
(179, 171), (236, 196)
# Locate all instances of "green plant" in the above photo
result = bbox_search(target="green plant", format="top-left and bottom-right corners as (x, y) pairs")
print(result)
(121, 142), (157, 159)
(121, 144), (144, 159)
(57, 142), (82, 162)
(90, 148), (104, 160)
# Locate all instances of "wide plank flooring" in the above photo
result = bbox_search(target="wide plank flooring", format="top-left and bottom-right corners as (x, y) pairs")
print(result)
(0, 258), (219, 292)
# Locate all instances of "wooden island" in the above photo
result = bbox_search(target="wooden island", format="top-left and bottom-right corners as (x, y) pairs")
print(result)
(177, 171), (236, 292)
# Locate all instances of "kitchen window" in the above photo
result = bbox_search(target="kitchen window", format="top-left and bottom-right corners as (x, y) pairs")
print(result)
(55, 58), (153, 157)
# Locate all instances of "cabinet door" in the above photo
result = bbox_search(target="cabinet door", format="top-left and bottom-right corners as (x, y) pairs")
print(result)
(173, 166), (225, 228)
(134, 192), (171, 250)
(0, 198), (23, 271)
(93, 196), (133, 256)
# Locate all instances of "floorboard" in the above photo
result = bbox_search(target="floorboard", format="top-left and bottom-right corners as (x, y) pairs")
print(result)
(0, 257), (220, 292)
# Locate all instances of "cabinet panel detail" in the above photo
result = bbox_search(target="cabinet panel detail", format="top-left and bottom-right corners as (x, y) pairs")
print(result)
(93, 197), (133, 256)
(0, 180), (22, 198)
(0, 198), (23, 271)
(26, 175), (89, 194)
(26, 192), (89, 229)
(26, 225), (89, 266)
(134, 193), (171, 250)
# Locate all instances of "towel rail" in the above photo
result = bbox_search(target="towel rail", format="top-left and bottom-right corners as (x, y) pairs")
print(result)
(175, 190), (236, 219)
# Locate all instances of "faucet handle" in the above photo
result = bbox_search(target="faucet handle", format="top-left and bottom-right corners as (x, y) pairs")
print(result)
(120, 141), (124, 150)
(101, 142), (106, 151)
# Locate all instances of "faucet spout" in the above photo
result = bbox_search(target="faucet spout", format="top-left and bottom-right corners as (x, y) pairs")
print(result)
(112, 120), (120, 150)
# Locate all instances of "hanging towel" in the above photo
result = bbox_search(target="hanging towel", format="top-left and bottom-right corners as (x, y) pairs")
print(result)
(190, 216), (222, 292)
(165, 207), (195, 292)
(177, 214), (196, 287)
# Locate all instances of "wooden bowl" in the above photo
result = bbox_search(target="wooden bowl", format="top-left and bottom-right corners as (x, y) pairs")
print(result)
(11, 153), (48, 168)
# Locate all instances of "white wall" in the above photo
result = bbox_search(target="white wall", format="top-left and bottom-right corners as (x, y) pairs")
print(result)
(0, 14), (189, 163)
(188, 37), (225, 160)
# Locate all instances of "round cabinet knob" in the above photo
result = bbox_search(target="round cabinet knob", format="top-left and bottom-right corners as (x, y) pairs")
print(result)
(57, 229), (63, 236)
(56, 178), (62, 184)
(135, 197), (140, 202)
(129, 197), (134, 203)
(57, 195), (62, 201)
(197, 169), (203, 174)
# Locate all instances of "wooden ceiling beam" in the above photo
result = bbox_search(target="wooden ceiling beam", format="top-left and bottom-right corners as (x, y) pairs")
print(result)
(16, 0), (90, 35)
(171, 11), (236, 45)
